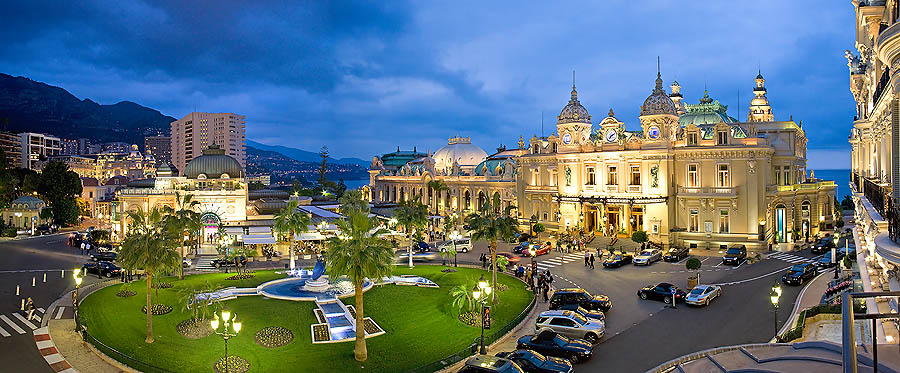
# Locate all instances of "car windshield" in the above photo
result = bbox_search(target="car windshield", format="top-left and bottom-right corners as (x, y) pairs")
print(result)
(789, 265), (805, 273)
(726, 248), (742, 255)
(612, 255), (622, 260)
(526, 351), (546, 362)
(640, 250), (653, 256)
(689, 287), (705, 295)
(571, 313), (588, 325)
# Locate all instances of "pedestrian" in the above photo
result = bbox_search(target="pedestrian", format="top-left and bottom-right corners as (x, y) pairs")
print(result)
(589, 253), (595, 269)
(584, 250), (590, 266)
(547, 271), (553, 286)
(85, 242), (91, 255)
(25, 297), (35, 321)
(80, 242), (85, 255)
(596, 246), (602, 260)
(480, 253), (487, 269)
(542, 284), (550, 302)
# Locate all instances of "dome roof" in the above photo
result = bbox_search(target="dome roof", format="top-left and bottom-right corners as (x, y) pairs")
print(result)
(183, 145), (244, 179)
(557, 85), (591, 124)
(640, 73), (677, 116)
(678, 91), (738, 126)
(156, 163), (177, 177)
(11, 196), (45, 210)
(433, 136), (488, 172)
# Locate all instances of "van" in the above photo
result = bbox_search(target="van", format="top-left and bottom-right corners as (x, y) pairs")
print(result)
(438, 238), (472, 253)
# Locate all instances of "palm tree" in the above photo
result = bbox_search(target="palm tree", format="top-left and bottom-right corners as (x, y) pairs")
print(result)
(449, 283), (475, 315)
(465, 202), (518, 304)
(274, 200), (312, 269)
(163, 192), (200, 279)
(118, 207), (181, 343)
(426, 179), (449, 213)
(393, 196), (428, 268)
(325, 209), (394, 362)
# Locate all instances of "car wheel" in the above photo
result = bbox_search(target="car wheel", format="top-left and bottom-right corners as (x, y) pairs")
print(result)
(585, 333), (599, 344)
(664, 296), (672, 304)
(639, 292), (648, 300)
(569, 356), (579, 364)
(704, 298), (709, 306)
(105, 272), (113, 278)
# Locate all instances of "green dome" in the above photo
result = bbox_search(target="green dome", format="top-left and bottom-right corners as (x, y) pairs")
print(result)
(677, 91), (737, 126)
(183, 145), (244, 179)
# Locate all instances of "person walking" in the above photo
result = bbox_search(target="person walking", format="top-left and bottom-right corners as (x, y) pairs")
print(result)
(542, 283), (550, 302)
(584, 250), (590, 266)
(480, 253), (487, 269)
(589, 253), (595, 269)
(596, 246), (602, 260)
(80, 242), (85, 255)
(547, 270), (553, 287)
(25, 297), (35, 321)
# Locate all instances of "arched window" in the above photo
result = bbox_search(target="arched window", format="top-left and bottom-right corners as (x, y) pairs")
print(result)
(464, 191), (471, 210)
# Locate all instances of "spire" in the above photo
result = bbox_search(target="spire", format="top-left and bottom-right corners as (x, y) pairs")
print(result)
(654, 56), (664, 92)
(608, 108), (615, 117)
(570, 70), (578, 101)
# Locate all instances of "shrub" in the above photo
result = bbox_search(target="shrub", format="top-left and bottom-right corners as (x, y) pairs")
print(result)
(2, 228), (17, 237)
(532, 223), (546, 235)
(631, 230), (648, 244)
(685, 257), (702, 271)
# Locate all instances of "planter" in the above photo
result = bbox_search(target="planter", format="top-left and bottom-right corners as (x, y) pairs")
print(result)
(686, 275), (698, 290)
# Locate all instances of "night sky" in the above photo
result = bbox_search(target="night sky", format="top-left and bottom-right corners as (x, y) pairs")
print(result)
(0, 1), (856, 168)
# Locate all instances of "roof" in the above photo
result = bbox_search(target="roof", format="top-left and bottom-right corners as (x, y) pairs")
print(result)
(641, 73), (677, 116)
(380, 150), (426, 168)
(183, 145), (244, 179)
(10, 196), (45, 210)
(433, 136), (487, 171)
(678, 91), (738, 126)
(557, 85), (591, 124)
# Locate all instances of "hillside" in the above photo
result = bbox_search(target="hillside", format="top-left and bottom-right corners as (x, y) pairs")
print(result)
(247, 140), (367, 167)
(246, 145), (368, 184)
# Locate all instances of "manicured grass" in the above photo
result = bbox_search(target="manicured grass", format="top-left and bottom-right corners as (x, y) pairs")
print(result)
(79, 266), (533, 372)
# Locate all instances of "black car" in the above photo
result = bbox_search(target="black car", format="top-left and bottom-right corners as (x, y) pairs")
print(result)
(722, 246), (746, 265)
(82, 261), (122, 278)
(637, 282), (686, 304)
(516, 331), (592, 363)
(555, 304), (605, 323)
(212, 256), (248, 268)
(782, 263), (817, 285)
(549, 288), (612, 313)
(91, 251), (118, 262)
(811, 236), (835, 254)
(839, 245), (857, 260)
(458, 355), (524, 373)
(35, 225), (56, 235)
(602, 252), (633, 268)
(817, 251), (845, 269)
(496, 350), (573, 373)
(663, 247), (689, 262)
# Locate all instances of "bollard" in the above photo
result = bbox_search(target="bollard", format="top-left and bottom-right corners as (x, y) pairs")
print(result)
(20, 299), (24, 311)
(15, 285), (19, 296)
(61, 270), (64, 278)
(43, 273), (46, 283)
(32, 277), (35, 287)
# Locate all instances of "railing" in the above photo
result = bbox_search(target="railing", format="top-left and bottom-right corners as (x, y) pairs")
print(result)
(873, 66), (891, 106)
(851, 173), (861, 193)
(410, 295), (536, 373)
(841, 291), (900, 373)
(862, 176), (889, 217)
(81, 329), (173, 373)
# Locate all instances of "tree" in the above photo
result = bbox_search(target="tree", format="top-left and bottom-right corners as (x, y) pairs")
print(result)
(36, 161), (82, 225)
(325, 209), (394, 362)
(532, 223), (546, 236)
(335, 179), (347, 198)
(51, 198), (80, 226)
(686, 257), (702, 284)
(631, 230), (649, 245)
(118, 207), (180, 344)
(273, 200), (311, 270)
(318, 146), (329, 187)
(394, 196), (428, 268)
(449, 283), (476, 315)
(163, 192), (200, 280)
(465, 202), (518, 304)
(841, 195), (854, 210)
(248, 181), (265, 191)
(426, 179), (449, 213)
(339, 190), (370, 216)
(76, 198), (90, 217)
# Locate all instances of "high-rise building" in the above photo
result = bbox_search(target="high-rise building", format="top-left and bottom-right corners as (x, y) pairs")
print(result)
(20, 132), (61, 171)
(144, 135), (171, 164)
(0, 131), (22, 168)
(170, 112), (246, 174)
(61, 138), (79, 155)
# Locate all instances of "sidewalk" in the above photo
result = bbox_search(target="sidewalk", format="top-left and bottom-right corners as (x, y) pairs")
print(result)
(774, 271), (831, 340)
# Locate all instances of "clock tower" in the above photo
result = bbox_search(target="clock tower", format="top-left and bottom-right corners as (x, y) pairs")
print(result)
(638, 61), (679, 145)
(556, 80), (592, 153)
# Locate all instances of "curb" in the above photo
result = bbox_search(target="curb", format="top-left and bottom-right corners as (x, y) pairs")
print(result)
(770, 271), (828, 342)
(33, 326), (78, 373)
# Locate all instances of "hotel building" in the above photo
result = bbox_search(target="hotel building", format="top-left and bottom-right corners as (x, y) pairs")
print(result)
(170, 112), (246, 174)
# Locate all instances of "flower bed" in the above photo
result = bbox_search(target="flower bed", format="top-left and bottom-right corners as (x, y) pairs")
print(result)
(176, 319), (213, 339)
(254, 326), (294, 348)
(141, 304), (173, 315)
(363, 318), (383, 335)
(116, 290), (136, 298)
(457, 311), (490, 328)
(312, 324), (330, 343)
(151, 282), (173, 289)
(213, 356), (250, 373)
(225, 274), (255, 280)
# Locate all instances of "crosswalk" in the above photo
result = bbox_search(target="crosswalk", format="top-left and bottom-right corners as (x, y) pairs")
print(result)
(767, 252), (821, 264)
(195, 256), (217, 270)
(535, 253), (584, 271)
(0, 307), (68, 337)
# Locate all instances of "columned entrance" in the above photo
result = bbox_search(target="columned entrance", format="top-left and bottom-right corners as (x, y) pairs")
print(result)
(775, 205), (786, 243)
(606, 206), (621, 235)
(200, 212), (221, 245)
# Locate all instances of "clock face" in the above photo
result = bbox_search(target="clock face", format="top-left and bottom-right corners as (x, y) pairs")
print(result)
(562, 133), (572, 145)
(648, 126), (660, 139)
(605, 130), (617, 143)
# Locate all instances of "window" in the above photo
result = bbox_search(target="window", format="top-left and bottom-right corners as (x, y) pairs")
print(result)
(689, 209), (699, 232)
(783, 166), (791, 185)
(719, 209), (730, 233)
(687, 132), (698, 146)
(717, 131), (728, 145)
(549, 170), (557, 186)
(551, 143), (558, 153)
(532, 144), (540, 154)
(607, 166), (617, 185)
(775, 168), (781, 185)
(531, 169), (541, 186)
(717, 164), (730, 187)
(687, 164), (699, 187)
(586, 166), (596, 185)
(630, 165), (641, 185)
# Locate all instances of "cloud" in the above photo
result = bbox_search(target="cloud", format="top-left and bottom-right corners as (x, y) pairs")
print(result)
(0, 0), (856, 164)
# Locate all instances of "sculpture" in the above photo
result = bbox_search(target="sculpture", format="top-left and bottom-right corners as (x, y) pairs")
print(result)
(565, 166), (572, 186)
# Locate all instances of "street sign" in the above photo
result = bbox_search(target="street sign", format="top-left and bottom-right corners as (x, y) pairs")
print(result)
(483, 306), (491, 329)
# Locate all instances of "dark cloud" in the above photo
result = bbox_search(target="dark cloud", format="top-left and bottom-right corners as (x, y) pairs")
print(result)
(0, 0), (856, 168)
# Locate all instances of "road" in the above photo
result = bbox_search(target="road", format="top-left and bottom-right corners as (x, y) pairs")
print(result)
(0, 233), (105, 373)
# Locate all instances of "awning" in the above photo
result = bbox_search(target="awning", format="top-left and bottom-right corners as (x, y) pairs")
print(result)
(295, 232), (326, 241)
(297, 205), (343, 219)
(248, 226), (272, 234)
(224, 227), (244, 235)
(241, 234), (276, 244)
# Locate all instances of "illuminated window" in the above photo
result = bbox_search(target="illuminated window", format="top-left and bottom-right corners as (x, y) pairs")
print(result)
(630, 165), (641, 185)
(687, 164), (699, 187)
(687, 132), (698, 146)
(719, 209), (730, 233)
(717, 164), (729, 187)
(689, 209), (699, 232)
(607, 166), (617, 185)
(586, 166), (596, 185)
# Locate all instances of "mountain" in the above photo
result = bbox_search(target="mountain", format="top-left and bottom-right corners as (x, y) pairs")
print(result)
(0, 73), (173, 143)
(247, 139), (368, 167)
(246, 145), (368, 184)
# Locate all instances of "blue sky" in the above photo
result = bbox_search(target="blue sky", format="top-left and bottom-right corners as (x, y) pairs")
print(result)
(0, 1), (855, 168)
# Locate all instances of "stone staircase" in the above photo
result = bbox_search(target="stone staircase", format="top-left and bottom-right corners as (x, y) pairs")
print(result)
(194, 255), (217, 270)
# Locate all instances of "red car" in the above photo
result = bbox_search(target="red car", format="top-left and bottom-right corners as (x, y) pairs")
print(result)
(494, 252), (521, 265)
(523, 243), (551, 257)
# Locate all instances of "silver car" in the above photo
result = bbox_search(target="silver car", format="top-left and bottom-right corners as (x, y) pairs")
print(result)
(685, 284), (722, 306)
(437, 238), (472, 253)
(633, 249), (661, 266)
(535, 310), (605, 344)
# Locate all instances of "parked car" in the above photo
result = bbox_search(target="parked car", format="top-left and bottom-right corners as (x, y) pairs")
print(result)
(555, 304), (605, 323)
(438, 238), (472, 253)
(35, 225), (57, 235)
(82, 261), (122, 278)
(782, 263), (817, 285)
(685, 284), (722, 306)
(811, 236), (835, 254)
(663, 247), (689, 262)
(516, 330), (592, 363)
(182, 257), (193, 268)
(549, 288), (612, 313)
(602, 252), (633, 268)
(633, 249), (662, 266)
(212, 256), (247, 268)
(535, 310), (605, 344)
(90, 251), (118, 262)
(637, 282), (686, 305)
(495, 350), (573, 373)
(458, 355), (524, 373)
(523, 243), (551, 257)
(839, 245), (857, 260)
(722, 246), (747, 265)
(816, 251), (845, 269)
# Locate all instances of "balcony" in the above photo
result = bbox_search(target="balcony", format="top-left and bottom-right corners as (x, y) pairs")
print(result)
(676, 187), (735, 197)
(627, 185), (642, 193)
(876, 21), (900, 94)
(605, 185), (618, 193)
(776, 181), (836, 193)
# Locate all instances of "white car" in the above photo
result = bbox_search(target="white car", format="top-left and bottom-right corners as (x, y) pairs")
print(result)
(535, 310), (605, 344)
(685, 284), (722, 306)
(633, 249), (661, 266)
(182, 257), (192, 268)
(437, 238), (472, 253)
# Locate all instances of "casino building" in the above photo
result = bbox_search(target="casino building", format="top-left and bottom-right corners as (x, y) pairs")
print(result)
(369, 70), (837, 251)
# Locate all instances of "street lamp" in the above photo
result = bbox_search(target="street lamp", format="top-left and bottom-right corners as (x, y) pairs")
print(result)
(473, 275), (492, 355)
(211, 308), (242, 373)
(73, 268), (83, 332)
(770, 282), (781, 337)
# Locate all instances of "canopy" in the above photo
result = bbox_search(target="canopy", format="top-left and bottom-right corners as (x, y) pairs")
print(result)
(224, 227), (244, 235)
(248, 226), (272, 234)
(295, 232), (326, 241)
(241, 234), (276, 244)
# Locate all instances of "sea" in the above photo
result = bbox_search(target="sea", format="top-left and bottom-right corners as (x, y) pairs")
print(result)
(343, 179), (369, 190)
(812, 169), (851, 199)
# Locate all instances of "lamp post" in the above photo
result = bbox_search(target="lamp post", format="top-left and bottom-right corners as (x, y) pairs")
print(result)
(473, 275), (492, 355)
(73, 268), (83, 332)
(211, 308), (242, 373)
(770, 282), (782, 337)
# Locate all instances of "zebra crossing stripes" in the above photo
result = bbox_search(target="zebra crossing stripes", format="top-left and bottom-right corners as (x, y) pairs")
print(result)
(767, 252), (820, 264)
(0, 314), (26, 335)
(0, 308), (58, 337)
(535, 253), (584, 270)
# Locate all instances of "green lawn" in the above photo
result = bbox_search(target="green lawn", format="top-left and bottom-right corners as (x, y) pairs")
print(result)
(79, 266), (534, 372)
